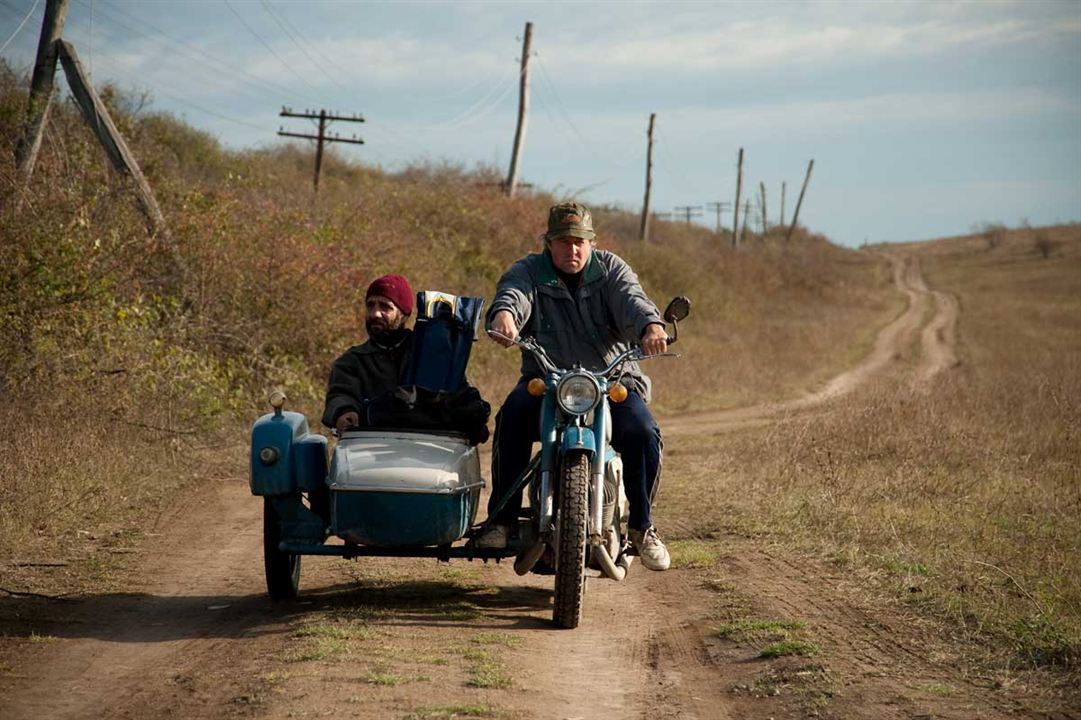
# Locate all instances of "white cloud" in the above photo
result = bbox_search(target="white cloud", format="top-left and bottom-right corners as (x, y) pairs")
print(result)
(665, 86), (1081, 137)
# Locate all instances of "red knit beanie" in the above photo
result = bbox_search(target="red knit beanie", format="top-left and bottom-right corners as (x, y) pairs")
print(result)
(366, 274), (414, 316)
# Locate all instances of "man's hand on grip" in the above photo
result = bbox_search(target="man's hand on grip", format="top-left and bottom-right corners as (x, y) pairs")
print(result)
(489, 310), (518, 348)
(641, 323), (668, 356)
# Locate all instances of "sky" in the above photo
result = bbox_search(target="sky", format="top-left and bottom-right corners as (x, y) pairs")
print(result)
(1, 0), (1079, 246)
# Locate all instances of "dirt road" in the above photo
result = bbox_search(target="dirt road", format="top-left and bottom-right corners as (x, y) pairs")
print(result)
(0, 254), (1063, 720)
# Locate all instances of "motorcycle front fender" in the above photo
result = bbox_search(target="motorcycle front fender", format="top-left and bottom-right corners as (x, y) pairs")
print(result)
(561, 426), (596, 455)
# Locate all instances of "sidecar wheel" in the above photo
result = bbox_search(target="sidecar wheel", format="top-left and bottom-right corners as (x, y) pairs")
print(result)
(264, 498), (301, 600)
(553, 450), (590, 629)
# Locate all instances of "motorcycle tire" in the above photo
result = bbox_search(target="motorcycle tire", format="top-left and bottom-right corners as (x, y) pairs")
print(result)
(553, 450), (590, 629)
(263, 497), (301, 600)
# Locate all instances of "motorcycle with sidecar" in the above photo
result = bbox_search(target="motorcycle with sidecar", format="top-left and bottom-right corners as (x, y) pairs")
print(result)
(249, 290), (689, 628)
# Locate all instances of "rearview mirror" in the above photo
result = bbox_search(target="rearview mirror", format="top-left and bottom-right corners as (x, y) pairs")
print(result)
(663, 296), (691, 324)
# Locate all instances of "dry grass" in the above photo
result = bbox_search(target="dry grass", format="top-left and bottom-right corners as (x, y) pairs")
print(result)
(659, 225), (1081, 671)
(0, 61), (894, 567)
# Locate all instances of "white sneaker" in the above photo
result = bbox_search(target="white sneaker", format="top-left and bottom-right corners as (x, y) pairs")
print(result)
(475, 524), (510, 549)
(630, 526), (671, 571)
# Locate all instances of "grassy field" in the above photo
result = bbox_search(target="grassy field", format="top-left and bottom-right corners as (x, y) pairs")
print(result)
(658, 224), (1081, 673)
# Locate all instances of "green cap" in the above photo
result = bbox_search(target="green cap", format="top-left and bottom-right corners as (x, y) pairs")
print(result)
(545, 201), (595, 242)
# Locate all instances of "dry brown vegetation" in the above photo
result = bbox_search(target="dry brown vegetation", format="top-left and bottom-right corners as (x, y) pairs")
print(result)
(0, 64), (892, 569)
(660, 224), (1081, 678)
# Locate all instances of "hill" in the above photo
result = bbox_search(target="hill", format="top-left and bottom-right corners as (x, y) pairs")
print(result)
(0, 62), (895, 559)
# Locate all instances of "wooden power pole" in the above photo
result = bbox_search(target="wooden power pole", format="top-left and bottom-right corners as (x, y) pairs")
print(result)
(780, 181), (787, 227)
(638, 112), (656, 242)
(57, 40), (170, 239)
(278, 108), (365, 192)
(673, 205), (702, 225)
(787, 159), (815, 241)
(14, 0), (70, 182)
(705, 201), (731, 234)
(759, 182), (768, 233)
(731, 147), (744, 249)
(505, 21), (532, 197)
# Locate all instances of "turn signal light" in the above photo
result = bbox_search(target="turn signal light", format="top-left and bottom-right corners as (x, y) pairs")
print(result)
(608, 383), (629, 403)
(527, 378), (546, 397)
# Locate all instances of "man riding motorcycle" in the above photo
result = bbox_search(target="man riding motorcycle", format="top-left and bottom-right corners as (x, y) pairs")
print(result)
(478, 202), (671, 571)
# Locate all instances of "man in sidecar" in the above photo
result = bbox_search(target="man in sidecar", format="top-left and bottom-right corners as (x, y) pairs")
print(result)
(322, 274), (416, 433)
(322, 273), (489, 440)
(478, 202), (671, 571)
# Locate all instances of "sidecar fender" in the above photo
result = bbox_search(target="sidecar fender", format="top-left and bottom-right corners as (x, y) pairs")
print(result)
(562, 427), (596, 455)
(250, 411), (328, 496)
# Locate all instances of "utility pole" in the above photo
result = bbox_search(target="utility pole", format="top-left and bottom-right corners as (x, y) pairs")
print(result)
(731, 147), (744, 249)
(780, 181), (787, 227)
(639, 112), (656, 242)
(737, 199), (751, 245)
(58, 40), (169, 239)
(704, 201), (731, 233)
(787, 159), (815, 241)
(673, 205), (702, 225)
(759, 182), (768, 233)
(14, 0), (70, 182)
(278, 107), (364, 192)
(505, 21), (532, 197)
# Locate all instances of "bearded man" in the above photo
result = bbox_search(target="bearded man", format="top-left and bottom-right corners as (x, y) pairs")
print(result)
(322, 274), (416, 433)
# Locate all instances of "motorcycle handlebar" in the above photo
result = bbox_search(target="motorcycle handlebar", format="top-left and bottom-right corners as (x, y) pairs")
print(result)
(488, 330), (678, 378)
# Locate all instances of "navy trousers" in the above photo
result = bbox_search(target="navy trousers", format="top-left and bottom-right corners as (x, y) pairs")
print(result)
(488, 378), (662, 531)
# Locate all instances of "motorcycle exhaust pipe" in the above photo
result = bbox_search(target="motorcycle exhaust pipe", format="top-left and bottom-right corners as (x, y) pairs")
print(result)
(590, 543), (628, 581)
(591, 471), (604, 538)
(514, 540), (546, 576)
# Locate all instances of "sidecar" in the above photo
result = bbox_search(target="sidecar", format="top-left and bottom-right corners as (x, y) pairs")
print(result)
(249, 292), (514, 600)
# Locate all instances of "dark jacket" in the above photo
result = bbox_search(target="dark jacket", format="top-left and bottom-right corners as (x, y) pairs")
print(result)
(486, 249), (664, 400)
(321, 330), (412, 429)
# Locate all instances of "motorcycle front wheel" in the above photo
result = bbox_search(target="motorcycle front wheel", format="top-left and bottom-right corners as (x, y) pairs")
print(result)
(553, 449), (590, 628)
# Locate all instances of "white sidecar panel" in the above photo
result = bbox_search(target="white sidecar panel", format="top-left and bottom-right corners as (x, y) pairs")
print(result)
(328, 430), (483, 547)
(330, 430), (482, 494)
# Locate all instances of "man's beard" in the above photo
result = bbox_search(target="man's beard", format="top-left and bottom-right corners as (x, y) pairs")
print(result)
(366, 318), (406, 343)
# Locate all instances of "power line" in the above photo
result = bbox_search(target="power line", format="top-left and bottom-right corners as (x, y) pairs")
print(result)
(83, 0), (320, 106)
(87, 53), (276, 132)
(533, 53), (589, 147)
(259, 0), (344, 92)
(0, 0), (40, 54)
(412, 62), (520, 131)
(223, 0), (321, 94)
(532, 53), (640, 176)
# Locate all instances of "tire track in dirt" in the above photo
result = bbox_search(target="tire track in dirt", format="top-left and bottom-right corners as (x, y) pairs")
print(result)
(663, 252), (956, 438)
(907, 256), (960, 383)
(0, 476), (300, 720)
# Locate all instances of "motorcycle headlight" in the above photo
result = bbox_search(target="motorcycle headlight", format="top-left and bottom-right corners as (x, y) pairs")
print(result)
(556, 373), (600, 415)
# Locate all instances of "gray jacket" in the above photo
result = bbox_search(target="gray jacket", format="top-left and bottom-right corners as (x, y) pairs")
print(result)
(487, 249), (664, 401)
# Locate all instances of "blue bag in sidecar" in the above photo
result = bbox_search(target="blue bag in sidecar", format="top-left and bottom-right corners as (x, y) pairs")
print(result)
(400, 291), (485, 392)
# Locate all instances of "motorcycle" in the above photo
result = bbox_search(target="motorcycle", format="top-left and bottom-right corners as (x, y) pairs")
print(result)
(476, 295), (690, 628)
(249, 291), (689, 631)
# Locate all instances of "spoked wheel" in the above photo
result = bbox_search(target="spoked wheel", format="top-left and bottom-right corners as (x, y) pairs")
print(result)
(553, 450), (590, 628)
(263, 497), (301, 600)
